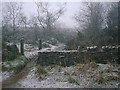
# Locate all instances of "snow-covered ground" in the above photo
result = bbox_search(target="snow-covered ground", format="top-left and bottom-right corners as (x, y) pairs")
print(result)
(24, 51), (38, 58)
(40, 43), (65, 52)
(2, 71), (14, 81)
(9, 63), (119, 88)
(2, 42), (120, 88)
(9, 66), (80, 88)
(2, 56), (28, 83)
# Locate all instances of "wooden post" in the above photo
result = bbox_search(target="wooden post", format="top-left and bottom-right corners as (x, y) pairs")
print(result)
(20, 38), (24, 55)
(38, 39), (42, 50)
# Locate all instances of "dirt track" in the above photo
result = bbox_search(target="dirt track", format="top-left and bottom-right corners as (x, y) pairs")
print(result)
(2, 54), (38, 88)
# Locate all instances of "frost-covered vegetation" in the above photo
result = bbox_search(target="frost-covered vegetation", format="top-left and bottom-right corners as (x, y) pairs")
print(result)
(2, 42), (29, 82)
(2, 55), (28, 82)
(9, 61), (119, 88)
(2, 56), (28, 72)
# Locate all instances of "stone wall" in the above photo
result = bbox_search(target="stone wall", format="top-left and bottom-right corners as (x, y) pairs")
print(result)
(37, 50), (118, 66)
(83, 51), (118, 64)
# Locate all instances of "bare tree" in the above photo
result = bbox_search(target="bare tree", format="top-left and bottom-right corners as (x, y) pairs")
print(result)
(74, 2), (104, 45)
(75, 2), (103, 37)
(18, 13), (28, 29)
(2, 2), (23, 41)
(35, 2), (66, 39)
(28, 15), (38, 27)
(105, 2), (118, 44)
(107, 2), (118, 29)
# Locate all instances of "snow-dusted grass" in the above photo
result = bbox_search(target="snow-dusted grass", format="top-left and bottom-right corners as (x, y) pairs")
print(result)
(12, 64), (81, 88)
(35, 65), (48, 80)
(2, 56), (28, 71)
(68, 76), (80, 85)
(10, 62), (119, 88)
(4, 43), (119, 88)
(2, 71), (14, 81)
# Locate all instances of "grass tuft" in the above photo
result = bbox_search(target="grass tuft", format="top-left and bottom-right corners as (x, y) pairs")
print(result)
(64, 71), (70, 75)
(54, 65), (61, 72)
(95, 74), (107, 84)
(36, 65), (48, 75)
(35, 65), (48, 80)
(100, 66), (113, 73)
(89, 62), (99, 68)
(68, 77), (80, 85)
(106, 74), (120, 81)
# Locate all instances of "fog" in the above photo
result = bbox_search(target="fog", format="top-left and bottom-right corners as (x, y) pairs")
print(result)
(23, 2), (80, 29)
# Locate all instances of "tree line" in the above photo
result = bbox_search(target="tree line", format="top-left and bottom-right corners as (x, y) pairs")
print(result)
(66, 2), (119, 50)
(2, 2), (119, 49)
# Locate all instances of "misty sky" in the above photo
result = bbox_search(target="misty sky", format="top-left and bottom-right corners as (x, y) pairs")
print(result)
(1, 2), (115, 29)
(23, 2), (81, 28)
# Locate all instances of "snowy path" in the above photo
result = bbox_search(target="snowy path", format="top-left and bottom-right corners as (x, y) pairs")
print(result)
(2, 54), (38, 88)
(3, 43), (67, 88)
(2, 43), (39, 88)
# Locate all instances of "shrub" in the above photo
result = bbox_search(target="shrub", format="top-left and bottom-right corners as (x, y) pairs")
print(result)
(2, 49), (20, 61)
(14, 64), (24, 73)
(2, 56), (28, 73)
